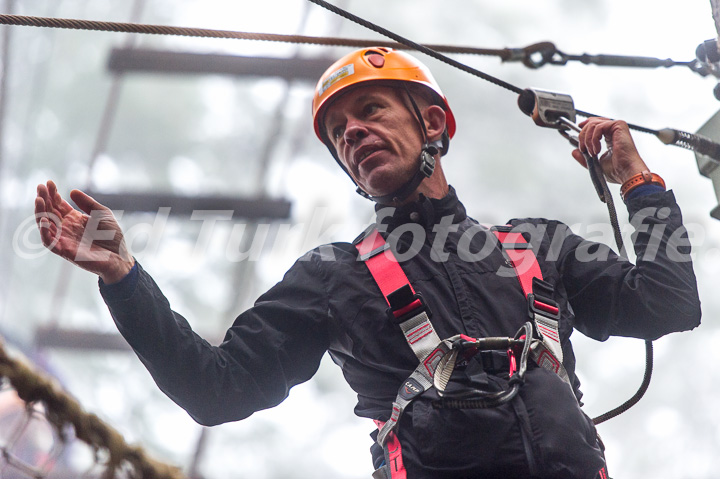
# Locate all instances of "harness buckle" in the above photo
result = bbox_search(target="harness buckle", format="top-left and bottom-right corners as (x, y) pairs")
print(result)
(528, 293), (561, 320)
(527, 277), (560, 320)
(386, 284), (430, 323)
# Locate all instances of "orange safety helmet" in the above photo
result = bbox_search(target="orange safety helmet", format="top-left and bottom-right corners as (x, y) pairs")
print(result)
(312, 47), (456, 149)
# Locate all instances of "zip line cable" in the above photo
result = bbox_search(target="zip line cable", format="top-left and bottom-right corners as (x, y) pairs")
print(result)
(0, 13), (717, 109)
(5, 9), (719, 158)
(0, 15), (714, 75)
(0, 14), (592, 60)
(3, 11), (718, 158)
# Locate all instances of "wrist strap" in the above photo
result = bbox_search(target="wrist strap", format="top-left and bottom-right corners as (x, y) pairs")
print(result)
(620, 171), (665, 200)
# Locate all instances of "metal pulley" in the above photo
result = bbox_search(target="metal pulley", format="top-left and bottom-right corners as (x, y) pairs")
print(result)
(517, 88), (576, 128)
(516, 88), (609, 203)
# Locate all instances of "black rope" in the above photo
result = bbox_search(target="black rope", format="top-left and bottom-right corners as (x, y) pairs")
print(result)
(306, 0), (524, 95)
(581, 151), (654, 425)
(593, 340), (654, 425)
(307, 0), (675, 142)
(586, 156), (627, 258)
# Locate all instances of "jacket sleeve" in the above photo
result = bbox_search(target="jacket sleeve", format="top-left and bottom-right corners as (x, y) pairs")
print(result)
(100, 251), (333, 426)
(553, 190), (701, 341)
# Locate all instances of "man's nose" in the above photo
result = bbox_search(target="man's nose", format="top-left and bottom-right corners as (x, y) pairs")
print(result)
(343, 119), (368, 146)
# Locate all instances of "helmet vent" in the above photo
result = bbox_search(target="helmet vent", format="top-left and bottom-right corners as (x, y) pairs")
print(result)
(366, 53), (385, 68)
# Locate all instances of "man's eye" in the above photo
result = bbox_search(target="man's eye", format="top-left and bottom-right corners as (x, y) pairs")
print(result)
(363, 103), (380, 116)
(332, 126), (345, 140)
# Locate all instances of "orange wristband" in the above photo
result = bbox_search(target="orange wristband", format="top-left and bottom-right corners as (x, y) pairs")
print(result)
(620, 171), (666, 200)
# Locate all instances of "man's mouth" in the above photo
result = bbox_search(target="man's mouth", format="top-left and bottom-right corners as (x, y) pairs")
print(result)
(355, 146), (383, 168)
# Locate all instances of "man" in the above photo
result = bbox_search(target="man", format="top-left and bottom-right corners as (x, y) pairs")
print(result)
(35, 48), (701, 478)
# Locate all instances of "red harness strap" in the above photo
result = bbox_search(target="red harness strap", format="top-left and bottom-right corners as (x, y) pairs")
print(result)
(491, 227), (558, 316)
(492, 226), (567, 379)
(373, 420), (407, 479)
(356, 228), (423, 318)
(357, 229), (433, 479)
(491, 229), (542, 296)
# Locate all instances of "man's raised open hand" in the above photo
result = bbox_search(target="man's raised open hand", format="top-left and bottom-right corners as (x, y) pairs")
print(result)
(35, 180), (135, 284)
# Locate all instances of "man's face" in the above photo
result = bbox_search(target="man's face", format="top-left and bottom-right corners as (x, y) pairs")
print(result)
(323, 85), (424, 198)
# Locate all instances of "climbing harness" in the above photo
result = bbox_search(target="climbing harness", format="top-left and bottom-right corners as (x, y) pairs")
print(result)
(355, 225), (568, 449)
(355, 224), (619, 479)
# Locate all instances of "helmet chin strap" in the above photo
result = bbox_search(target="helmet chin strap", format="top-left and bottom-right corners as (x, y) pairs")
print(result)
(356, 144), (437, 205)
(356, 85), (438, 205)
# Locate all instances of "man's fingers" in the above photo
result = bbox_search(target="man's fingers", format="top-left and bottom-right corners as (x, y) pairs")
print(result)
(37, 181), (70, 217)
(47, 180), (65, 212)
(38, 216), (53, 245)
(36, 184), (53, 215)
(46, 181), (76, 216)
(37, 216), (59, 249)
(577, 117), (615, 157)
(34, 196), (46, 224)
(590, 124), (607, 157)
(47, 180), (57, 198)
(578, 122), (597, 154)
(70, 189), (106, 215)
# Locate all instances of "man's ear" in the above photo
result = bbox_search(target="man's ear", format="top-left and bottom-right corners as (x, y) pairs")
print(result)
(424, 105), (447, 143)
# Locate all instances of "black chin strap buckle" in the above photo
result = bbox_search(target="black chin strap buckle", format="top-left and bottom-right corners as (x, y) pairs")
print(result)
(419, 145), (438, 178)
(357, 144), (439, 205)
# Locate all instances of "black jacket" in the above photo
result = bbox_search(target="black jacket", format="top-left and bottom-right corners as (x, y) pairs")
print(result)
(101, 187), (700, 478)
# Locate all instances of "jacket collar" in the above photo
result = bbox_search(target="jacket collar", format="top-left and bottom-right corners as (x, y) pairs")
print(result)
(374, 185), (467, 232)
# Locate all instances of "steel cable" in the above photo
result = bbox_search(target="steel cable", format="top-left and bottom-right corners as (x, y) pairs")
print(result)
(306, 0), (524, 95)
(304, 0), (672, 140)
(0, 14), (521, 57)
(0, 12), (699, 137)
